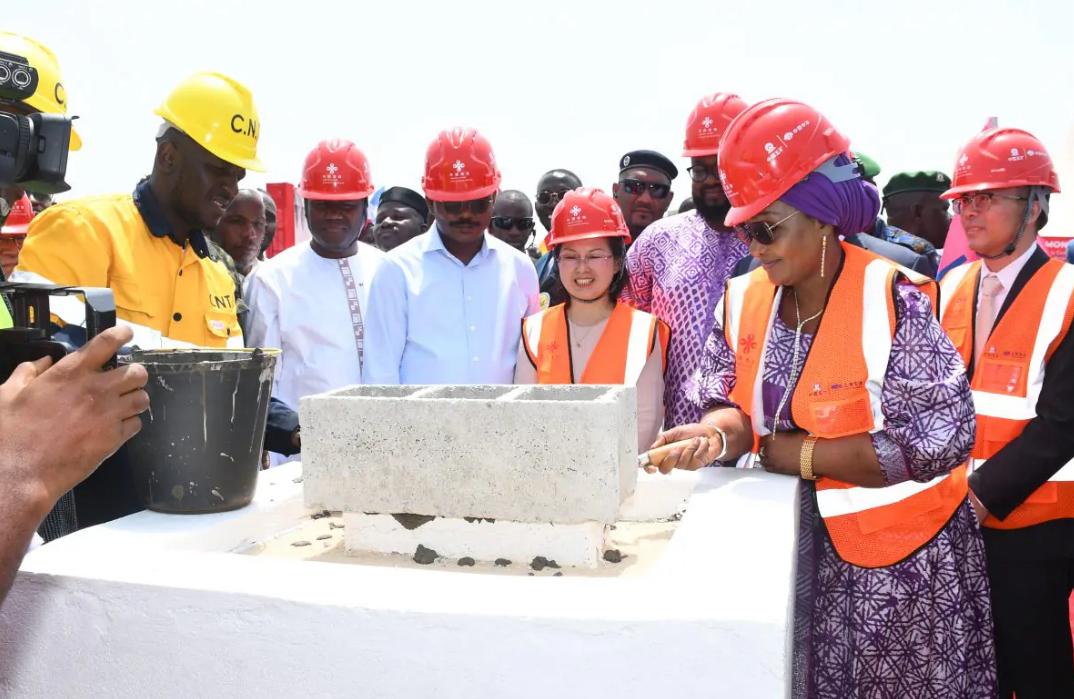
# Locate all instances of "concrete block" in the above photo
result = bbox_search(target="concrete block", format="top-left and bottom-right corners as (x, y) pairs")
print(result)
(302, 384), (637, 523)
(343, 513), (606, 568)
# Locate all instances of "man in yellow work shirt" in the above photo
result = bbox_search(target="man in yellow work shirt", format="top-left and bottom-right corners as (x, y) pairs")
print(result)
(13, 71), (265, 348)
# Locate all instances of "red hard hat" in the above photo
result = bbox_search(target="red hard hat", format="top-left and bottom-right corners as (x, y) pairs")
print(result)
(298, 139), (374, 201)
(682, 92), (749, 157)
(547, 188), (631, 247)
(422, 127), (501, 202)
(940, 127), (1061, 200)
(719, 98), (851, 226)
(1, 194), (33, 236)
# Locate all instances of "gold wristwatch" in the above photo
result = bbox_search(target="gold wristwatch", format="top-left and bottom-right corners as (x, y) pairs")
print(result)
(800, 435), (819, 481)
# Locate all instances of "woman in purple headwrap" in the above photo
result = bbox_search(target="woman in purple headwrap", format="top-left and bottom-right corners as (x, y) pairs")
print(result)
(652, 100), (996, 698)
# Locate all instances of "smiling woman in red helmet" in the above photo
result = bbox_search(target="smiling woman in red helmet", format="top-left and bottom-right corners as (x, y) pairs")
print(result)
(937, 128), (1073, 699)
(654, 99), (996, 697)
(514, 188), (669, 448)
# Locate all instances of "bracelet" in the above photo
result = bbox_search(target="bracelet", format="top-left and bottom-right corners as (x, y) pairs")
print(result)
(709, 425), (729, 462)
(799, 435), (819, 481)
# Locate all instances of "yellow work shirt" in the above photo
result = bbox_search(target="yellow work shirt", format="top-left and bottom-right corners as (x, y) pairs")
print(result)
(14, 182), (242, 348)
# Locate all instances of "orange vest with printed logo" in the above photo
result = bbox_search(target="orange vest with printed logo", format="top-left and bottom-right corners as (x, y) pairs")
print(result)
(724, 243), (965, 568)
(522, 302), (669, 385)
(939, 257), (1074, 529)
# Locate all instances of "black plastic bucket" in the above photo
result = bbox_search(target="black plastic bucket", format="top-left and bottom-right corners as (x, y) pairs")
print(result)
(124, 348), (279, 514)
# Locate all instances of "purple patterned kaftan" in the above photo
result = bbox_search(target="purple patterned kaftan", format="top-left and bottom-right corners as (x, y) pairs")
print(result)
(622, 210), (749, 431)
(697, 282), (997, 698)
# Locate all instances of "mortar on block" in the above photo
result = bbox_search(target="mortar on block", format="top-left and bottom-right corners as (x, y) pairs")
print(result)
(301, 384), (638, 567)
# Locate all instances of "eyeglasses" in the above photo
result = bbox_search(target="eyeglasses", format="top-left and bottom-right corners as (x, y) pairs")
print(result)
(491, 216), (535, 231)
(734, 211), (800, 245)
(686, 165), (719, 183)
(439, 196), (494, 215)
(536, 189), (570, 206)
(619, 179), (671, 199)
(558, 252), (615, 267)
(952, 192), (1028, 215)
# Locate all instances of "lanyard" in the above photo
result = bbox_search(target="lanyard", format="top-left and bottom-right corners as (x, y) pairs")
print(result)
(336, 258), (365, 369)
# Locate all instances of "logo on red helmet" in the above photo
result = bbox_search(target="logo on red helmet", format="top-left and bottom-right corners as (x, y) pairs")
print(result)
(696, 116), (720, 139)
(762, 120), (811, 165)
(449, 159), (471, 181)
(322, 161), (344, 188)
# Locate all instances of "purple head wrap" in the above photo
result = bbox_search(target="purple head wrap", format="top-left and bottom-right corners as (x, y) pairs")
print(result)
(779, 153), (880, 237)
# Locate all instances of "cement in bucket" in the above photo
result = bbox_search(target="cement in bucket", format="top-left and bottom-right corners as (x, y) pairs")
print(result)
(124, 348), (280, 514)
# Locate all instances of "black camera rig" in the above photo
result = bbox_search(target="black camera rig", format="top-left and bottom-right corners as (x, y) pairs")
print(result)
(0, 282), (116, 381)
(0, 49), (74, 194)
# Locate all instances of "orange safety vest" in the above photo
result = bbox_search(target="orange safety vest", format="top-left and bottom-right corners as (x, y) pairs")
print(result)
(722, 242), (965, 568)
(521, 302), (669, 384)
(939, 257), (1074, 529)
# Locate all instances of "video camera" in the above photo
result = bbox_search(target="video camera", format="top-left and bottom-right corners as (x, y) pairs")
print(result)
(0, 283), (116, 381)
(0, 49), (73, 195)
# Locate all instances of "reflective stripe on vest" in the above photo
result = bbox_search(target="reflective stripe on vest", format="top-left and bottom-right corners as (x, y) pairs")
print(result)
(521, 302), (668, 385)
(725, 242), (966, 568)
(941, 258), (1074, 529)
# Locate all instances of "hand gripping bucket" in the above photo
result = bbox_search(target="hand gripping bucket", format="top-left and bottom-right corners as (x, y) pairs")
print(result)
(124, 348), (280, 513)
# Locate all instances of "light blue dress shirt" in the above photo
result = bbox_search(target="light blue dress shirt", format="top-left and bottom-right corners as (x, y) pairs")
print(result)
(363, 226), (541, 384)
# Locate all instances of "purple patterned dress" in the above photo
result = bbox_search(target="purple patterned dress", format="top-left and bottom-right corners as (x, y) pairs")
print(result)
(622, 210), (749, 430)
(697, 282), (997, 698)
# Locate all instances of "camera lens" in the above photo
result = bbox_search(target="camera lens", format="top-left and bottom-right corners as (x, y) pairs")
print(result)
(12, 68), (31, 88)
(0, 65), (10, 85)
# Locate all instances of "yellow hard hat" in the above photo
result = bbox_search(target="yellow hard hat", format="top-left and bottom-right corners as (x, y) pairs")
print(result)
(154, 71), (265, 172)
(0, 32), (82, 150)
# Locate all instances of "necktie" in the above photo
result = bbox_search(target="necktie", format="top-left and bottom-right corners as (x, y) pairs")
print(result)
(974, 274), (1003, 366)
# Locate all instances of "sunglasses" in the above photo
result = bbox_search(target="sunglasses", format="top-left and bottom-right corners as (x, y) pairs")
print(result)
(619, 179), (671, 199)
(951, 192), (1028, 215)
(536, 190), (569, 205)
(439, 196), (494, 215)
(734, 211), (800, 245)
(491, 216), (534, 231)
(686, 165), (719, 183)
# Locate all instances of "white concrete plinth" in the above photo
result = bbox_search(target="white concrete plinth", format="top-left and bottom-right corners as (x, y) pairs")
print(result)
(619, 468), (700, 521)
(343, 513), (606, 568)
(0, 462), (800, 698)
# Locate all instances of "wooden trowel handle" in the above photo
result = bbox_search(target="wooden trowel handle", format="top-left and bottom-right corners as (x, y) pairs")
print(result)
(637, 438), (700, 469)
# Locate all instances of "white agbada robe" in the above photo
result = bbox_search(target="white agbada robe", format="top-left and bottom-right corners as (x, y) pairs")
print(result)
(245, 239), (385, 463)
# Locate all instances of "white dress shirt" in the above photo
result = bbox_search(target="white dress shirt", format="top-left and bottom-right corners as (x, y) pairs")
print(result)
(245, 239), (385, 411)
(363, 227), (540, 384)
(978, 242), (1039, 315)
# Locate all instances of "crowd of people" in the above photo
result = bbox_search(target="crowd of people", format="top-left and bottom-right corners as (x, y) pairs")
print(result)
(1, 30), (1073, 699)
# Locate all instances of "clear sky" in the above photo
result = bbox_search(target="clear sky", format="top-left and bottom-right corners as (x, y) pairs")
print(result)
(9, 0), (1074, 234)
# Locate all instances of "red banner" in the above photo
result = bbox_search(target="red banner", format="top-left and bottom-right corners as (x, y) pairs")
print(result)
(1038, 236), (1072, 261)
(264, 182), (296, 259)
